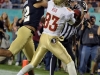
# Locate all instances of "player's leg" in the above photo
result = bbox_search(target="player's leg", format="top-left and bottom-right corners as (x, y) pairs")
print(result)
(22, 35), (35, 75)
(48, 41), (77, 75)
(17, 34), (49, 75)
(17, 45), (48, 75)
(0, 26), (32, 57)
(22, 35), (35, 61)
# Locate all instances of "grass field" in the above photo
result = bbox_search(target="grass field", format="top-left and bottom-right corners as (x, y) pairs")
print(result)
(0, 64), (69, 75)
(0, 64), (97, 75)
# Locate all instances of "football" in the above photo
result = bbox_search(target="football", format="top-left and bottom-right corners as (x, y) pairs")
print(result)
(74, 9), (81, 19)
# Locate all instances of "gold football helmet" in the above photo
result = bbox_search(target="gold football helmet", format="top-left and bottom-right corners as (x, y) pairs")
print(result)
(53, 0), (68, 6)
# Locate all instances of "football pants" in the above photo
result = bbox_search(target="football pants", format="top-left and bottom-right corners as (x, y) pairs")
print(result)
(9, 26), (35, 61)
(30, 33), (72, 67)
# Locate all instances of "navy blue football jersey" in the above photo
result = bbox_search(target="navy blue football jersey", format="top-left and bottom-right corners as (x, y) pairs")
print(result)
(23, 0), (44, 29)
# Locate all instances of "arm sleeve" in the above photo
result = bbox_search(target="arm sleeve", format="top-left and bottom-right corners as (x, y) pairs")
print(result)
(28, 0), (39, 4)
(16, 19), (23, 27)
(68, 13), (76, 25)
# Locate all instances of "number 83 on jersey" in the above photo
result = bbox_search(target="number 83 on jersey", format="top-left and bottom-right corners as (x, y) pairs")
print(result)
(44, 12), (59, 32)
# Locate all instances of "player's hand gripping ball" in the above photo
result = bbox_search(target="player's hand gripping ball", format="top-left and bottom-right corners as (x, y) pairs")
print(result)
(74, 9), (81, 19)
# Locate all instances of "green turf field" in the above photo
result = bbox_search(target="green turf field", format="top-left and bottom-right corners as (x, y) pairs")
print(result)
(0, 64), (97, 75)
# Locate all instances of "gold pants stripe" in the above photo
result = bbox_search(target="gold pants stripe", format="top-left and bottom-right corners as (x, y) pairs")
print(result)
(9, 26), (35, 61)
(30, 33), (72, 67)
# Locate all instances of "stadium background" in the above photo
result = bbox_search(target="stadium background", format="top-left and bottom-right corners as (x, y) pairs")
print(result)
(0, 9), (100, 43)
(0, 2), (100, 75)
(0, 9), (100, 25)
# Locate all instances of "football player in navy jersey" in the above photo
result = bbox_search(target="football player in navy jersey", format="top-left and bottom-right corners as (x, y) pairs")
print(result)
(0, 0), (47, 75)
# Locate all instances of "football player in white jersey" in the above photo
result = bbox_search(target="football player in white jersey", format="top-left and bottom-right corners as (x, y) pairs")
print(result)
(17, 0), (86, 75)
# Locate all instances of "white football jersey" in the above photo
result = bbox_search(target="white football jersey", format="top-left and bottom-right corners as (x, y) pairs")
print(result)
(43, 0), (76, 36)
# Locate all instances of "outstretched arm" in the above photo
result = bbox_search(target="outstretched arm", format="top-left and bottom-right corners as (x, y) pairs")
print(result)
(33, 0), (48, 8)
(72, 1), (88, 27)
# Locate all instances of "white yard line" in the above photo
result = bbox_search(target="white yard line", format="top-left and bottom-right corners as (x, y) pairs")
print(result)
(0, 69), (18, 75)
(0, 69), (41, 75)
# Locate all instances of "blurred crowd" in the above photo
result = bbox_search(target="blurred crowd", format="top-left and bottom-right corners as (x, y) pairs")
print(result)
(0, 0), (100, 13)
(84, 0), (100, 13)
(0, 0), (26, 9)
(0, 0), (100, 75)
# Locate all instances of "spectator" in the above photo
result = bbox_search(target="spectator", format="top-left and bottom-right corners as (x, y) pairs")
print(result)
(84, 12), (90, 19)
(20, 0), (26, 8)
(10, 17), (18, 40)
(79, 15), (99, 75)
(77, 12), (92, 73)
(10, 0), (20, 9)
(0, 12), (12, 33)
(95, 1), (100, 13)
(87, 2), (95, 13)
(0, 17), (5, 46)
(0, 17), (10, 49)
(0, 0), (5, 4)
(0, 12), (13, 65)
(91, 0), (97, 7)
(0, 0), (5, 7)
(0, 17), (10, 64)
(97, 1), (100, 7)
(1, 0), (12, 9)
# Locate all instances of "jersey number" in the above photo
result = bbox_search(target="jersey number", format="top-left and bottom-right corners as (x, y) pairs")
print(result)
(24, 6), (30, 22)
(44, 12), (59, 31)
